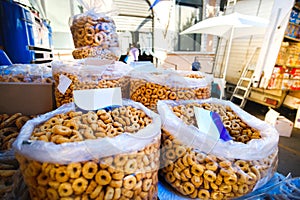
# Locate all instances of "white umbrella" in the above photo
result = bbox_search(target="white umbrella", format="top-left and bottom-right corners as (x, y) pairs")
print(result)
(180, 12), (268, 39)
(180, 12), (269, 98)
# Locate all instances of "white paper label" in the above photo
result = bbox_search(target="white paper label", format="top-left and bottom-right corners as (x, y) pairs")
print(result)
(194, 107), (219, 150)
(73, 88), (123, 110)
(57, 74), (72, 94)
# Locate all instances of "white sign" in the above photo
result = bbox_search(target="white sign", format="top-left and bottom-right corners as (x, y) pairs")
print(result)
(73, 88), (122, 110)
(57, 74), (72, 94)
(194, 107), (220, 150)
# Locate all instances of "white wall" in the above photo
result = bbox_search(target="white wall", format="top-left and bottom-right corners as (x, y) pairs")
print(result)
(214, 0), (275, 84)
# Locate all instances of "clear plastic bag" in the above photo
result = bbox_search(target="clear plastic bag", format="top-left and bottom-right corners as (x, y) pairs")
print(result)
(13, 99), (161, 199)
(0, 64), (52, 83)
(51, 59), (133, 107)
(70, 0), (120, 60)
(157, 98), (279, 199)
(129, 70), (211, 111)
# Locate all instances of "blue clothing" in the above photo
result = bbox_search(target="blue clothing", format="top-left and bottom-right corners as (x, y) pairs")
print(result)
(192, 61), (201, 71)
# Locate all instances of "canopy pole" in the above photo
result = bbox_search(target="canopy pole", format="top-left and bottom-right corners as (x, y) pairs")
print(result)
(220, 27), (234, 99)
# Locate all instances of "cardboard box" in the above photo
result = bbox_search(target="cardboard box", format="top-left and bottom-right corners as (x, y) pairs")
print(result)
(0, 82), (55, 115)
(265, 108), (293, 137)
(275, 116), (294, 137)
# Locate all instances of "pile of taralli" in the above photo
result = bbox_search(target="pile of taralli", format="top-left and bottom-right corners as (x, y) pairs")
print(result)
(157, 99), (279, 199)
(129, 71), (211, 112)
(51, 60), (131, 107)
(13, 100), (161, 200)
(0, 113), (32, 199)
(69, 2), (120, 60)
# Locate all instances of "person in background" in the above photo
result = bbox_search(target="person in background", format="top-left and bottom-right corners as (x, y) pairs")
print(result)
(129, 43), (139, 62)
(192, 56), (201, 71)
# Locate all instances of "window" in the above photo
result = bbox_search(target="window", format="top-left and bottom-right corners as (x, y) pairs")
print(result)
(175, 0), (203, 51)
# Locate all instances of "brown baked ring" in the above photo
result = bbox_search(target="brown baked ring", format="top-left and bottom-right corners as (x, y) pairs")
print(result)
(82, 161), (98, 179)
(58, 182), (73, 197)
(191, 164), (205, 176)
(55, 166), (69, 183)
(72, 177), (88, 195)
(182, 182), (195, 195)
(95, 170), (111, 185)
(203, 170), (217, 182)
(67, 162), (82, 179)
(198, 189), (210, 199)
(123, 174), (137, 190)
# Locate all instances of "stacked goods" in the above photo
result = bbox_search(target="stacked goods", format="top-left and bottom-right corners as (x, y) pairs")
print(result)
(285, 42), (300, 67)
(13, 100), (161, 200)
(0, 113), (32, 199)
(0, 64), (54, 116)
(129, 70), (211, 111)
(69, 1), (120, 60)
(52, 60), (132, 107)
(157, 99), (279, 199)
(0, 113), (31, 151)
(0, 64), (53, 83)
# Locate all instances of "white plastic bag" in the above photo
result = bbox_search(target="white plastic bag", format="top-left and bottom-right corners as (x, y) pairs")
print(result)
(13, 100), (160, 164)
(51, 59), (133, 107)
(129, 69), (211, 111)
(70, 0), (120, 60)
(13, 99), (161, 199)
(157, 98), (279, 199)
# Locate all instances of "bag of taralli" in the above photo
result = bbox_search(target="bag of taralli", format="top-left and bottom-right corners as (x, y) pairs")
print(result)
(129, 70), (211, 112)
(157, 98), (279, 199)
(13, 99), (161, 200)
(69, 0), (120, 60)
(52, 60), (132, 107)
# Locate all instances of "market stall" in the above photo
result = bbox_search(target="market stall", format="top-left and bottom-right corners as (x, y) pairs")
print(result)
(1, 0), (300, 199)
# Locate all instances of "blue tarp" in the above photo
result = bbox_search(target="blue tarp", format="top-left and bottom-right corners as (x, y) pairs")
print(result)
(158, 173), (300, 199)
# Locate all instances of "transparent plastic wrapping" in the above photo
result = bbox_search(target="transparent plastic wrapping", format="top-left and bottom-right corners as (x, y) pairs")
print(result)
(129, 70), (211, 111)
(70, 0), (120, 60)
(157, 98), (279, 199)
(13, 100), (161, 200)
(51, 60), (132, 107)
(0, 113), (32, 198)
(0, 150), (20, 199)
(0, 64), (53, 83)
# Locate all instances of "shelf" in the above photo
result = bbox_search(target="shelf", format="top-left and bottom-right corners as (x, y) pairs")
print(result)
(248, 88), (288, 108)
(284, 35), (300, 42)
(289, 22), (300, 27)
(247, 97), (279, 108)
(274, 64), (300, 68)
(251, 88), (284, 96)
(286, 65), (300, 68)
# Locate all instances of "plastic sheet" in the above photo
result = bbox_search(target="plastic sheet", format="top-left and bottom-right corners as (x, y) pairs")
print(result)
(157, 98), (279, 199)
(129, 70), (211, 111)
(69, 0), (120, 60)
(13, 99), (161, 199)
(158, 173), (292, 200)
(51, 60), (132, 107)
(0, 64), (52, 83)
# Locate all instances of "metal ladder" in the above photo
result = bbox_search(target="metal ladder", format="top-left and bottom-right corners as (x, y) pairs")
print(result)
(230, 47), (260, 108)
(226, 0), (237, 13)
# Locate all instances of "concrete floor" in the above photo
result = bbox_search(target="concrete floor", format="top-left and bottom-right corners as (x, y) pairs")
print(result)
(243, 101), (300, 178)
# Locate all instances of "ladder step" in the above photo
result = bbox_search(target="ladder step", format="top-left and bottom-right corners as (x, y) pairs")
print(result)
(236, 86), (248, 91)
(232, 94), (244, 100)
(240, 77), (251, 81)
(227, 0), (237, 6)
